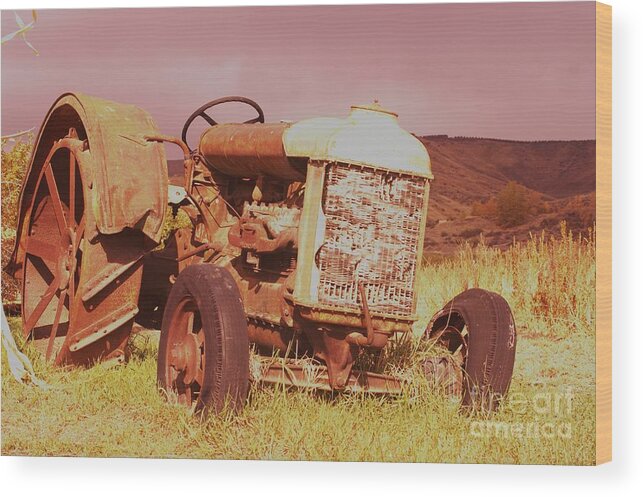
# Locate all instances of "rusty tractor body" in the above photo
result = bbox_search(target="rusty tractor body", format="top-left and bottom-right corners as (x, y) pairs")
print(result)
(8, 93), (517, 414)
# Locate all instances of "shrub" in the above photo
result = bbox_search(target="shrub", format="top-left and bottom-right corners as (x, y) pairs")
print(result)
(496, 181), (530, 226)
(471, 197), (497, 218)
(471, 181), (545, 227)
(1, 137), (32, 233)
(1, 136), (33, 302)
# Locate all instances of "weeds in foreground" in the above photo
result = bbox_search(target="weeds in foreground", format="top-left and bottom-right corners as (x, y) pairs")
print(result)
(1, 322), (596, 463)
(2, 230), (596, 463)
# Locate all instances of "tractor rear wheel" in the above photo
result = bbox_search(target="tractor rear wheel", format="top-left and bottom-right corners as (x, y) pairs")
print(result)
(424, 288), (517, 411)
(20, 132), (144, 365)
(157, 264), (249, 416)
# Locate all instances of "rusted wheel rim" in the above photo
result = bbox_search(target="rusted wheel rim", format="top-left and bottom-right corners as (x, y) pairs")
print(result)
(164, 297), (206, 407)
(21, 136), (86, 361)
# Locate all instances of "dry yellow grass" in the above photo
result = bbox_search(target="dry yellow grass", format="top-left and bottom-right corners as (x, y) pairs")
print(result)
(416, 223), (595, 340)
(1, 227), (596, 464)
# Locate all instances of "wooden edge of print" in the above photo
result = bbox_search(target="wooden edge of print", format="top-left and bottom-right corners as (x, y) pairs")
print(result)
(595, 1), (612, 465)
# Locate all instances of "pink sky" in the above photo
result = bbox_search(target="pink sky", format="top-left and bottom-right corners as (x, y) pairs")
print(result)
(2, 3), (596, 158)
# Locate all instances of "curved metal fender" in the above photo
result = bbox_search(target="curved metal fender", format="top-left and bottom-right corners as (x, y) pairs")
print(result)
(8, 92), (168, 275)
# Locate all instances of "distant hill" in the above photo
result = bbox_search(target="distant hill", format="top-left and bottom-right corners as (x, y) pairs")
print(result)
(419, 136), (595, 217)
(419, 136), (595, 252)
(168, 136), (596, 253)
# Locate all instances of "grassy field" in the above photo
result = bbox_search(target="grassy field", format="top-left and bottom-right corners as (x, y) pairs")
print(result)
(1, 227), (596, 464)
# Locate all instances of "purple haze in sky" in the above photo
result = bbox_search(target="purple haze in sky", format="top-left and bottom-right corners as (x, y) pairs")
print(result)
(2, 3), (596, 158)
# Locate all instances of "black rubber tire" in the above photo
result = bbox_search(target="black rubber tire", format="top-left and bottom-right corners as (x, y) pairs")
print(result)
(426, 288), (517, 411)
(157, 264), (249, 416)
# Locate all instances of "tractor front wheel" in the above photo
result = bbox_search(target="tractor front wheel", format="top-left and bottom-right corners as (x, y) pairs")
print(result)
(157, 264), (249, 416)
(424, 288), (517, 411)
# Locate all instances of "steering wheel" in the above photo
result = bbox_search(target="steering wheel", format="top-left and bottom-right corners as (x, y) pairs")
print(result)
(181, 96), (265, 151)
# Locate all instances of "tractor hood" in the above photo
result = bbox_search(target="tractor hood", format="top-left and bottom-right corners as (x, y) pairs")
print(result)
(199, 102), (433, 181)
(283, 102), (433, 179)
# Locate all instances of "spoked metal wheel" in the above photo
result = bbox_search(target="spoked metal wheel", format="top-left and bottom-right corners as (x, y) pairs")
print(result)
(20, 130), (144, 365)
(22, 134), (86, 361)
(163, 297), (206, 406)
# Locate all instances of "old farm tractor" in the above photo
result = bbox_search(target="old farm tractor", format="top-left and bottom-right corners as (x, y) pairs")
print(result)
(7, 93), (516, 414)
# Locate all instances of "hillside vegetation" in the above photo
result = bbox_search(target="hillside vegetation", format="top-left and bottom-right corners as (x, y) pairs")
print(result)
(416, 136), (595, 253)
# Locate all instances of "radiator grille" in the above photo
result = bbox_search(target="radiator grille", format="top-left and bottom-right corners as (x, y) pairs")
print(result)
(316, 162), (426, 317)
